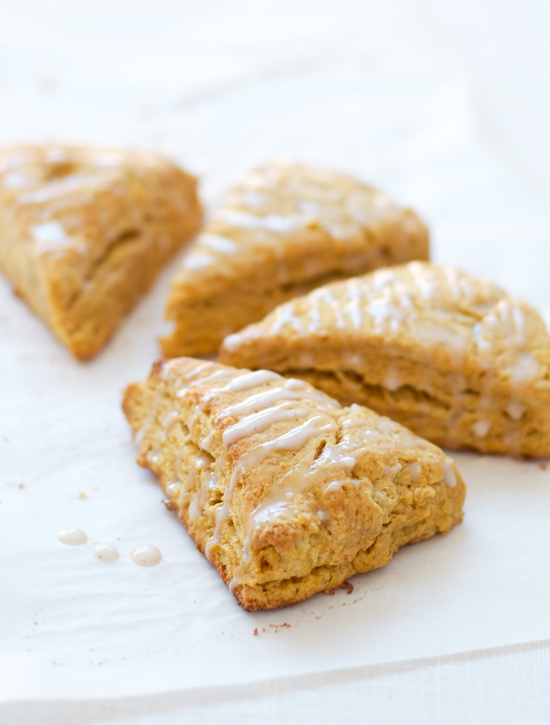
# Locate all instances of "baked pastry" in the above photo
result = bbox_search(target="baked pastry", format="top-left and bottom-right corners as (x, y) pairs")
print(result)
(122, 358), (465, 611)
(0, 143), (202, 359)
(220, 262), (550, 457)
(161, 161), (429, 357)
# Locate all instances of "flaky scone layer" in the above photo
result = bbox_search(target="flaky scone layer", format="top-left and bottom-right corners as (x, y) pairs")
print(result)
(123, 358), (465, 611)
(220, 262), (550, 457)
(161, 161), (429, 357)
(0, 143), (203, 359)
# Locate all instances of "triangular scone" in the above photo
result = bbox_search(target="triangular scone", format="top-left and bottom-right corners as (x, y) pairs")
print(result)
(0, 143), (202, 359)
(123, 358), (465, 611)
(220, 262), (550, 458)
(160, 161), (429, 357)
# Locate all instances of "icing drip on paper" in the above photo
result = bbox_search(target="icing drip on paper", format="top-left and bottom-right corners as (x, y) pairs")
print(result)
(58, 527), (87, 545)
(93, 543), (119, 562)
(131, 545), (162, 567)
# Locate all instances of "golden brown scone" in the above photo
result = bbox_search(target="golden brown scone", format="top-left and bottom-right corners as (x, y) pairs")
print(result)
(0, 143), (203, 359)
(122, 358), (465, 611)
(220, 262), (550, 458)
(160, 161), (429, 357)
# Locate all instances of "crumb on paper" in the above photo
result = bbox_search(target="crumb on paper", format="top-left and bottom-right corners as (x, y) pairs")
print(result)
(538, 462), (547, 471)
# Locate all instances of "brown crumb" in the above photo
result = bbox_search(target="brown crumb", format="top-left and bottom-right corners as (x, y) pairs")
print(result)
(538, 462), (547, 471)
(253, 628), (258, 636)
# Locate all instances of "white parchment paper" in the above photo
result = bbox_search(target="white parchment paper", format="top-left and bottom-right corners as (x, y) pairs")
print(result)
(1, 0), (549, 704)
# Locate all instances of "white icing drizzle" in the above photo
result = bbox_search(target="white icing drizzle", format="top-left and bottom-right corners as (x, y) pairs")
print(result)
(188, 469), (218, 522)
(200, 233), (238, 254)
(269, 304), (304, 334)
(216, 208), (306, 232)
(223, 379), (336, 418)
(131, 545), (162, 567)
(345, 278), (364, 329)
(308, 295), (322, 333)
(58, 527), (87, 546)
(318, 288), (346, 328)
(410, 261), (438, 301)
(367, 295), (406, 332)
(223, 402), (306, 446)
(184, 253), (216, 269)
(225, 370), (280, 391)
(200, 432), (214, 449)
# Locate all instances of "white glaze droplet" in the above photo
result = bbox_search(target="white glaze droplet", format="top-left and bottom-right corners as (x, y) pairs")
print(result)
(131, 544), (162, 567)
(507, 401), (524, 421)
(58, 527), (87, 545)
(473, 420), (490, 438)
(443, 460), (457, 488)
(509, 353), (542, 384)
(384, 375), (402, 392)
(32, 221), (67, 249)
(93, 543), (119, 562)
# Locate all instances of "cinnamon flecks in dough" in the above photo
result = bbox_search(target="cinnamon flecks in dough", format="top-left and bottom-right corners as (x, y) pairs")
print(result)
(160, 161), (429, 357)
(122, 358), (465, 611)
(0, 143), (202, 359)
(220, 262), (550, 458)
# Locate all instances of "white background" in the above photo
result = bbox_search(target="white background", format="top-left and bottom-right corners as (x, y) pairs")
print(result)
(1, 1), (549, 722)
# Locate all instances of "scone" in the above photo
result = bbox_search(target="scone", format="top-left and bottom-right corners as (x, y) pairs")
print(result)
(0, 143), (203, 359)
(160, 161), (429, 357)
(220, 262), (550, 457)
(122, 358), (465, 611)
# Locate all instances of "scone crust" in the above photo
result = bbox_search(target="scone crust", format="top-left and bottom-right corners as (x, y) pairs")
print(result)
(220, 262), (550, 457)
(123, 358), (465, 611)
(161, 161), (429, 357)
(0, 143), (203, 359)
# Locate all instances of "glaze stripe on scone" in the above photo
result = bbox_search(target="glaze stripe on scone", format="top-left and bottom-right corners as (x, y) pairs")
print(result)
(220, 262), (550, 458)
(160, 161), (429, 357)
(0, 144), (203, 359)
(122, 358), (465, 611)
